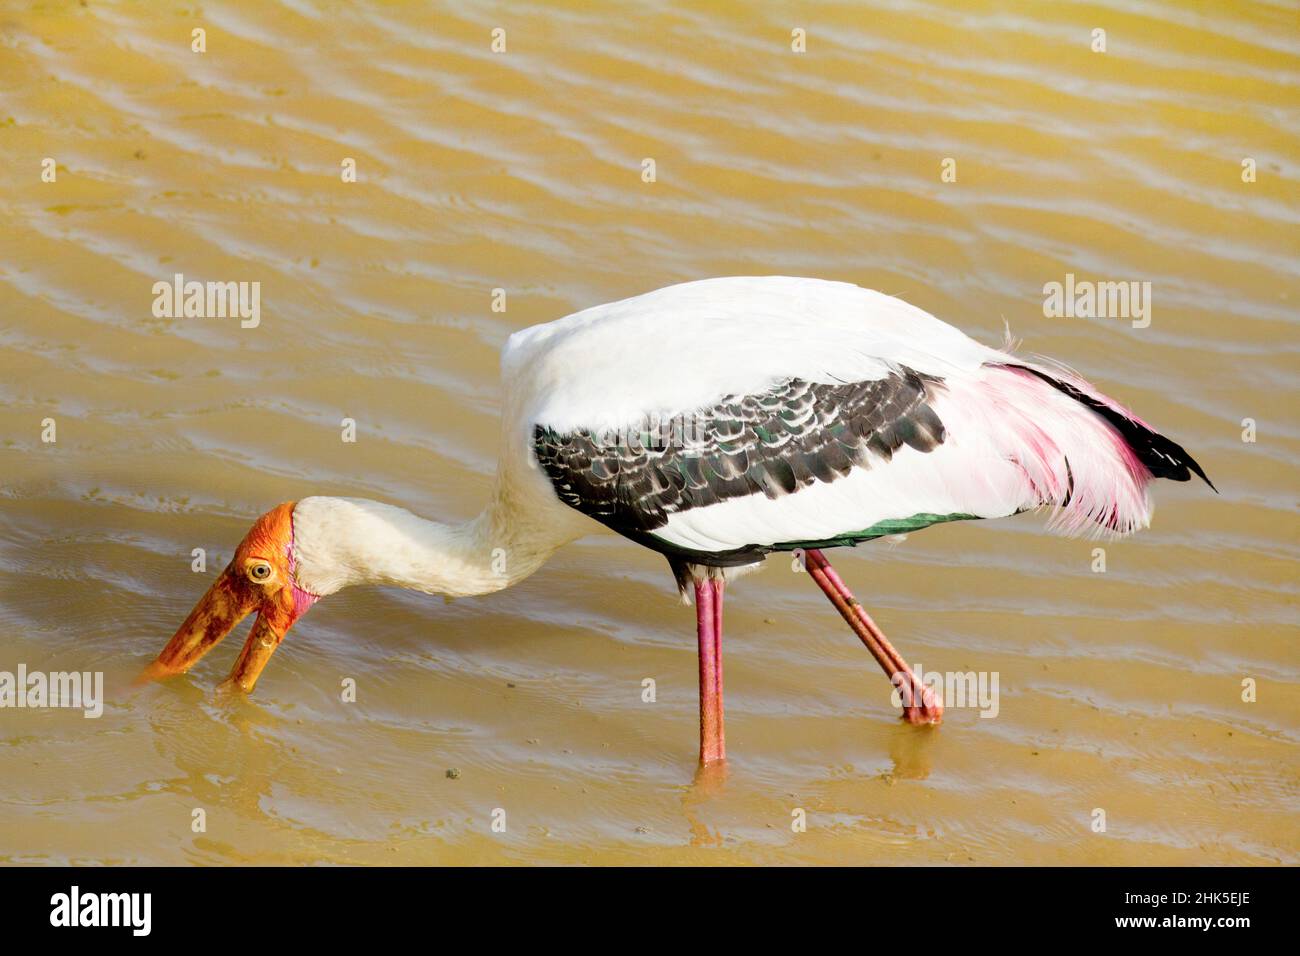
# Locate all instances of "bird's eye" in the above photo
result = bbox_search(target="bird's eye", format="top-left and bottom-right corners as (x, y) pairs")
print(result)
(247, 561), (273, 583)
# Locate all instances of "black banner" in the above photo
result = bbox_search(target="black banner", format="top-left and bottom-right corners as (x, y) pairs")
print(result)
(0, 866), (1284, 941)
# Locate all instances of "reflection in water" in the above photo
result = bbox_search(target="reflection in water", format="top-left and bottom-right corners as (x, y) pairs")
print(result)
(886, 724), (936, 782)
(682, 760), (729, 848)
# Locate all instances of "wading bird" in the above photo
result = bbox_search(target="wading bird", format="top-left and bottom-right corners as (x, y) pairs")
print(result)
(140, 277), (1212, 765)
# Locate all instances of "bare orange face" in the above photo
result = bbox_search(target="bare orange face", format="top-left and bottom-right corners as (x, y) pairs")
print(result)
(138, 502), (315, 693)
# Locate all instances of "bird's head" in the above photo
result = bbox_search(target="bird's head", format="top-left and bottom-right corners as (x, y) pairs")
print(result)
(138, 501), (321, 693)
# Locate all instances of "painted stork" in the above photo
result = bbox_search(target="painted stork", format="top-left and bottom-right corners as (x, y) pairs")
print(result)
(140, 277), (1213, 765)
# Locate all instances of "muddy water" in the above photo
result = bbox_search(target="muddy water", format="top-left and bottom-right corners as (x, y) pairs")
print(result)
(0, 1), (1296, 865)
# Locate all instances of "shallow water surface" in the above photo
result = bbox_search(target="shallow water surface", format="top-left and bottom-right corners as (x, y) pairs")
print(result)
(0, 0), (1297, 864)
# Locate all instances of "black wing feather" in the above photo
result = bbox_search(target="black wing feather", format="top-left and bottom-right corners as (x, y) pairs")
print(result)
(533, 367), (948, 540)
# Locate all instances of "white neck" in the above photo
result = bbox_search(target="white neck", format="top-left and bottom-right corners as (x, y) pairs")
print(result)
(290, 495), (567, 599)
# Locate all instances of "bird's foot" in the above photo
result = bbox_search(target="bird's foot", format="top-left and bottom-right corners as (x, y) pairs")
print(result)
(895, 673), (944, 725)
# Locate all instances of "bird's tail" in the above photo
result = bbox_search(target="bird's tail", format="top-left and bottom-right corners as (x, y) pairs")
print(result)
(945, 360), (1213, 539)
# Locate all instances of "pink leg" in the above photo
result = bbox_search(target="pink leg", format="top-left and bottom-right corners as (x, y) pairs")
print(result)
(694, 577), (726, 764)
(804, 549), (943, 725)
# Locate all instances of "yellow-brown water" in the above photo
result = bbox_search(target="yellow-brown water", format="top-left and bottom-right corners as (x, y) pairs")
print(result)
(0, 0), (1296, 865)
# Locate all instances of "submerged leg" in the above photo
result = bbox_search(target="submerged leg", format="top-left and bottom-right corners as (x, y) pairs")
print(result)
(694, 576), (726, 764)
(804, 549), (942, 725)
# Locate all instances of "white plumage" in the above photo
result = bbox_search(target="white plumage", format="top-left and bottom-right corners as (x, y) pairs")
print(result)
(505, 276), (990, 433)
(501, 277), (1162, 563)
(285, 276), (1193, 597)
(286, 276), (1195, 597)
